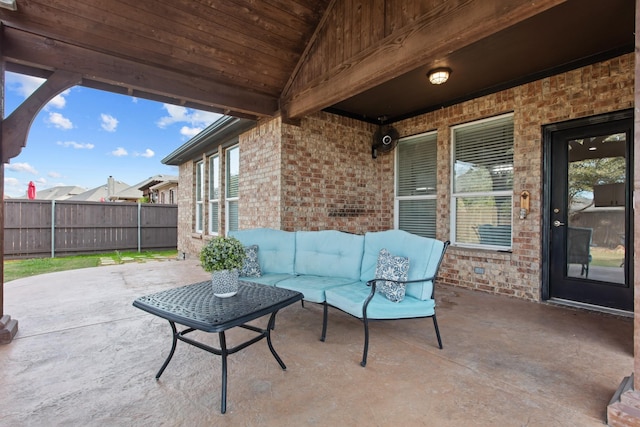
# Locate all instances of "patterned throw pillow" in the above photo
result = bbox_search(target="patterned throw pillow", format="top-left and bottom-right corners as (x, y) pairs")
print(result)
(374, 248), (409, 302)
(239, 245), (262, 277)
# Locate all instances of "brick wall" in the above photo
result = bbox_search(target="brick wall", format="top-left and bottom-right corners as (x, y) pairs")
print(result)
(176, 160), (202, 257)
(238, 117), (284, 229)
(280, 112), (392, 234)
(177, 53), (633, 301)
(396, 53), (634, 300)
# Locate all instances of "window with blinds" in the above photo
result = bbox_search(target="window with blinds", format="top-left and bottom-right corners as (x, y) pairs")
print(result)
(226, 145), (239, 232)
(208, 155), (219, 235)
(395, 131), (437, 238)
(195, 160), (204, 233)
(451, 113), (514, 248)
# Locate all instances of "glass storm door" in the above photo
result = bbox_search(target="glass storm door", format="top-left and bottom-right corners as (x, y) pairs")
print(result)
(545, 111), (633, 312)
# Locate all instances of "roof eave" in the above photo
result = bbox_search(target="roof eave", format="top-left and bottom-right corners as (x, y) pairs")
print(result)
(161, 116), (256, 166)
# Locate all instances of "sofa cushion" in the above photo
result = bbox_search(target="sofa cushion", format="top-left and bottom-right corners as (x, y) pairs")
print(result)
(240, 274), (295, 287)
(277, 275), (359, 303)
(239, 245), (261, 277)
(229, 228), (296, 275)
(361, 230), (445, 300)
(294, 230), (364, 280)
(374, 249), (409, 302)
(325, 282), (436, 320)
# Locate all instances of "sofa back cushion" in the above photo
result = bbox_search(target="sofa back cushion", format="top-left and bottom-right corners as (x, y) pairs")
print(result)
(229, 228), (296, 275)
(360, 230), (445, 300)
(295, 230), (364, 280)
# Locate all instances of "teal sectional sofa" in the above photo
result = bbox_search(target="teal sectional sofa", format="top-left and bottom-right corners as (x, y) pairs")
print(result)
(230, 228), (449, 366)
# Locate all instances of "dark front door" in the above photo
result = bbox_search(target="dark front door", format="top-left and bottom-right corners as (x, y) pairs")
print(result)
(544, 111), (633, 312)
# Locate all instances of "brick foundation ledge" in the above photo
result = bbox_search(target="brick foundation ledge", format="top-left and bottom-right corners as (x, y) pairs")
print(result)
(0, 314), (19, 344)
(608, 375), (640, 426)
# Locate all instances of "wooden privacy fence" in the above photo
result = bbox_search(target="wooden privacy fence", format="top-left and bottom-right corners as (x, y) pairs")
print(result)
(4, 200), (177, 259)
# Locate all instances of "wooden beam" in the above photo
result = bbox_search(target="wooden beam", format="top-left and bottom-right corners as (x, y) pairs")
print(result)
(281, 0), (568, 119)
(2, 69), (81, 163)
(634, 0), (640, 393)
(79, 79), (258, 121)
(281, 0), (337, 98)
(3, 28), (279, 118)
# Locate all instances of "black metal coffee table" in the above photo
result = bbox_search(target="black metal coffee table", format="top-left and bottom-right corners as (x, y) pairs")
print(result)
(133, 280), (303, 414)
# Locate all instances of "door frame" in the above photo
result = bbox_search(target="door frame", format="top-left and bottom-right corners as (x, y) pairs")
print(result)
(541, 109), (634, 305)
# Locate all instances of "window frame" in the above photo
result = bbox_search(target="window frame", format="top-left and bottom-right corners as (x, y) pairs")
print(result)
(225, 144), (239, 233)
(394, 130), (438, 238)
(450, 113), (514, 250)
(194, 160), (204, 233)
(208, 154), (220, 235)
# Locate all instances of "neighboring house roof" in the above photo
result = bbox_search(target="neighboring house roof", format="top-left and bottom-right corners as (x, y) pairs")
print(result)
(26, 175), (178, 202)
(104, 174), (180, 202)
(137, 174), (178, 191)
(149, 179), (178, 192)
(67, 180), (131, 202)
(109, 184), (143, 202)
(162, 116), (255, 166)
(22, 185), (87, 200)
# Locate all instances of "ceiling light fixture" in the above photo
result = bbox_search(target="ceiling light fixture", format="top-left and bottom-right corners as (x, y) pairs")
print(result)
(0, 0), (17, 11)
(428, 67), (451, 85)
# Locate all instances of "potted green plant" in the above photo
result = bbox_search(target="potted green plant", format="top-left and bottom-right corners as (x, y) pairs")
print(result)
(199, 235), (246, 297)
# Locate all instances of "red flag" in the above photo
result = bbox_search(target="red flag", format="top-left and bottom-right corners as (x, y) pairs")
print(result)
(27, 181), (36, 199)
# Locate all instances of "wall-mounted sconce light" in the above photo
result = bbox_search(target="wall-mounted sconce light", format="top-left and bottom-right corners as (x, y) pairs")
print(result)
(427, 67), (451, 85)
(0, 0), (17, 11)
(519, 190), (530, 219)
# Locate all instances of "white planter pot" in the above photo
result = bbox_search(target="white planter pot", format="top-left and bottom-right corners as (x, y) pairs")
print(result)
(211, 269), (239, 297)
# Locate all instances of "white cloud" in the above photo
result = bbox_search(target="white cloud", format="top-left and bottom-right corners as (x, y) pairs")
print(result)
(48, 91), (70, 109)
(156, 104), (221, 130)
(4, 177), (21, 197)
(5, 72), (70, 109)
(134, 148), (155, 158)
(7, 74), (43, 98)
(36, 177), (47, 185)
(156, 104), (188, 128)
(48, 171), (62, 178)
(100, 113), (118, 132)
(6, 162), (38, 174)
(180, 126), (203, 138)
(47, 112), (73, 130)
(112, 147), (128, 157)
(57, 141), (94, 149)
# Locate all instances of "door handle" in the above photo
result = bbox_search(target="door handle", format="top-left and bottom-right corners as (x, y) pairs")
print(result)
(553, 220), (565, 227)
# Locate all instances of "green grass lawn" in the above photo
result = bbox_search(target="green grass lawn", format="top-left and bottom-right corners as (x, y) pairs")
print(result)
(590, 247), (625, 268)
(3, 250), (178, 282)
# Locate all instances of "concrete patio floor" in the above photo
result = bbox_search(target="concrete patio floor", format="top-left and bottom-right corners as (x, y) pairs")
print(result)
(0, 258), (633, 426)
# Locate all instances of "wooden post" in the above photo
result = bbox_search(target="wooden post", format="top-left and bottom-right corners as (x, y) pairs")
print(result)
(0, 49), (18, 344)
(634, 0), (640, 393)
(0, 51), (80, 344)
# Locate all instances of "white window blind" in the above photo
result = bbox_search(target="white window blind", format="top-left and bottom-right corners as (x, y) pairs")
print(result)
(195, 160), (204, 233)
(226, 145), (239, 232)
(208, 155), (219, 234)
(396, 132), (437, 238)
(452, 114), (514, 248)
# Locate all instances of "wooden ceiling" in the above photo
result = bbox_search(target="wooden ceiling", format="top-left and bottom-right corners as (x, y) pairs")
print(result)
(0, 0), (634, 125)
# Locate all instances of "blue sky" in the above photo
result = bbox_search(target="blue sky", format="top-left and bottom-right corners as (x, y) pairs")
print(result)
(3, 72), (221, 198)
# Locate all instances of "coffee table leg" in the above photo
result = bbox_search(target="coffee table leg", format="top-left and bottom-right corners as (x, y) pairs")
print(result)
(266, 311), (287, 370)
(219, 331), (228, 414)
(156, 321), (179, 379)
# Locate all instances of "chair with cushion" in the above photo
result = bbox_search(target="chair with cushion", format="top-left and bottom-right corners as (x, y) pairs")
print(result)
(324, 230), (449, 367)
(567, 226), (592, 277)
